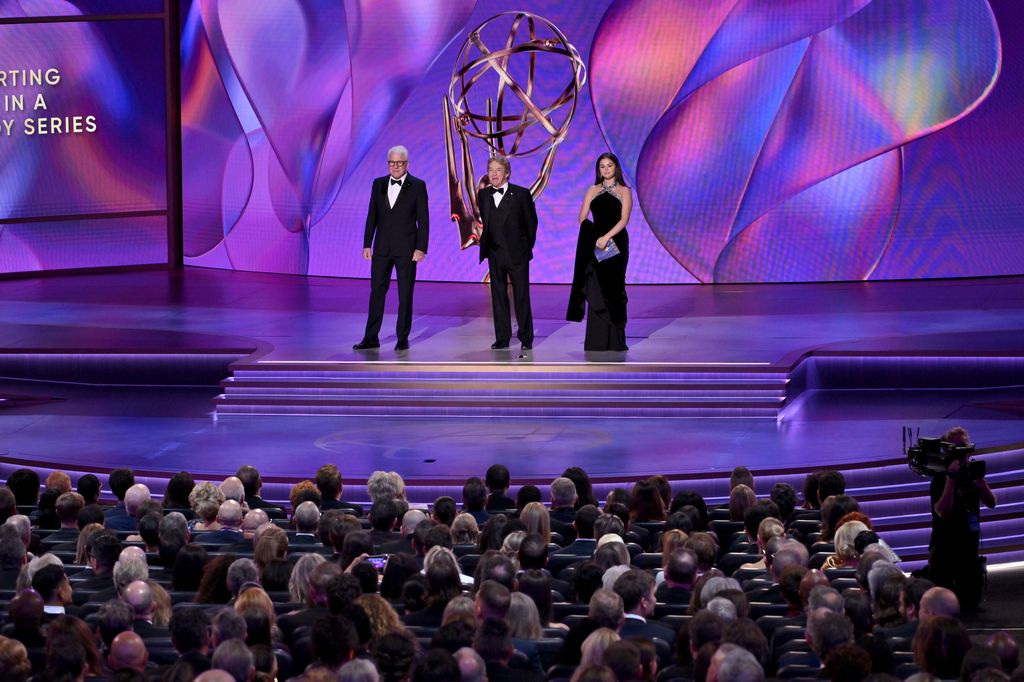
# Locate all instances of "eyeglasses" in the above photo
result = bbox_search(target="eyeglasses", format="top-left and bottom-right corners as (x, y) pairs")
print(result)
(387, 160), (408, 167)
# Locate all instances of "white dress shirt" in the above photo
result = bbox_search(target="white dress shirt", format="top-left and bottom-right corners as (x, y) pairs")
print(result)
(387, 173), (407, 209)
(491, 182), (508, 207)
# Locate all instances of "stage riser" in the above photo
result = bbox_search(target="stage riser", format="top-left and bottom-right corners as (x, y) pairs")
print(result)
(221, 386), (785, 399)
(214, 404), (783, 418)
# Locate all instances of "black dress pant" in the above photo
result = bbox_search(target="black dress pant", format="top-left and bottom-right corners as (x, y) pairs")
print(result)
(487, 248), (533, 345)
(363, 254), (416, 342)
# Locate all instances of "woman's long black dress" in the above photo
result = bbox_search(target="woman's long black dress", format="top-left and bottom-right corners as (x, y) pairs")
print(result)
(567, 187), (628, 351)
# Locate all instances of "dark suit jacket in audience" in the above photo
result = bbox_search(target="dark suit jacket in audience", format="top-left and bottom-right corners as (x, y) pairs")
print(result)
(133, 620), (170, 640)
(42, 527), (80, 545)
(553, 538), (596, 558)
(401, 604), (446, 628)
(278, 607), (328, 646)
(244, 495), (286, 518)
(192, 528), (245, 546)
(486, 662), (543, 682)
(323, 499), (364, 516)
(655, 583), (692, 605)
(290, 533), (321, 546)
(619, 615), (675, 647)
(486, 493), (516, 511)
(380, 535), (414, 555)
(369, 529), (401, 548)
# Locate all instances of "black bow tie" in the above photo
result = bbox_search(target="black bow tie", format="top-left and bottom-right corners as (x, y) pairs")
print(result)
(493, 186), (505, 195)
(391, 179), (402, 186)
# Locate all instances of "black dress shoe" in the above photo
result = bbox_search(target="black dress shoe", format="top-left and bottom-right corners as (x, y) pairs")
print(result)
(352, 339), (380, 350)
(394, 339), (409, 351)
(491, 341), (510, 350)
(521, 343), (533, 351)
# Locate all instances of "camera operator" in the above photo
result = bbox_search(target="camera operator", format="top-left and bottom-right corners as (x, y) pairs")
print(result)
(928, 426), (996, 609)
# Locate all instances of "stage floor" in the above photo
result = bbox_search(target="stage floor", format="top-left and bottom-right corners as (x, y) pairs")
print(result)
(0, 268), (1022, 482)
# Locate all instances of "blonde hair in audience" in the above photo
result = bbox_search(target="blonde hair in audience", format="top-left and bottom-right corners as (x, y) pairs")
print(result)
(520, 502), (551, 543)
(289, 553), (326, 603)
(507, 592), (543, 640)
(356, 594), (404, 638)
(579, 627), (621, 669)
(76, 522), (103, 565)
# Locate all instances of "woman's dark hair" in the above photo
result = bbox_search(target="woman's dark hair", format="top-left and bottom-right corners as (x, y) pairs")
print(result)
(593, 152), (629, 188)
(163, 472), (195, 509)
(340, 530), (374, 570)
(562, 467), (599, 509)
(913, 616), (972, 678)
(821, 495), (860, 541)
(629, 478), (666, 522)
(173, 543), (209, 591)
(570, 561), (604, 604)
(77, 474), (101, 505)
(478, 514), (509, 553)
(380, 553), (419, 602)
(195, 553), (237, 604)
(516, 485), (542, 511)
(260, 558), (291, 593)
(670, 490), (709, 529)
(401, 574), (429, 613)
(517, 569), (555, 624)
(802, 472), (822, 510)
(35, 487), (62, 530)
(424, 554), (462, 607)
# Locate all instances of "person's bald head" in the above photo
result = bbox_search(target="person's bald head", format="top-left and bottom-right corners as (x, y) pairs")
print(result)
(124, 484), (151, 516)
(241, 509), (269, 538)
(219, 477), (245, 504)
(456, 647), (487, 682)
(10, 589), (43, 628)
(919, 586), (959, 621)
(217, 500), (243, 529)
(195, 671), (236, 682)
(295, 501), (321, 533)
(401, 509), (427, 536)
(123, 580), (154, 619)
(108, 631), (148, 672)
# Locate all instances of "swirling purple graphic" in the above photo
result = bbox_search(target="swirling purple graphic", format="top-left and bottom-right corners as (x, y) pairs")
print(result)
(181, 0), (477, 271)
(591, 0), (1002, 282)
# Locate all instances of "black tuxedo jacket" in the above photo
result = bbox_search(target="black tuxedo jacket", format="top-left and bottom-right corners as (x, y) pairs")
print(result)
(476, 183), (537, 264)
(364, 174), (429, 257)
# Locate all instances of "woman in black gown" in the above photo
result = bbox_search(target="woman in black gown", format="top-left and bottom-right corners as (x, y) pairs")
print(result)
(567, 153), (632, 351)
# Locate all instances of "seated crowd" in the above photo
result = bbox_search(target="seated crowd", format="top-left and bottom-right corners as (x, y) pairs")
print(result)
(0, 463), (1017, 682)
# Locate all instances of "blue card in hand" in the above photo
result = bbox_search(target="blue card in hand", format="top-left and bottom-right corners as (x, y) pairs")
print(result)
(594, 237), (620, 262)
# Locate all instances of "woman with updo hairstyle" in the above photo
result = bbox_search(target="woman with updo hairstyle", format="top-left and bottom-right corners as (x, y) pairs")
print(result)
(188, 481), (225, 531)
(728, 484), (756, 522)
(520, 501), (552, 543)
(501, 530), (527, 562)
(823, 520), (869, 570)
(450, 512), (480, 546)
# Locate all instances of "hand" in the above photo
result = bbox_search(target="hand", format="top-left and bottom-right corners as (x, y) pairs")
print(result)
(596, 236), (610, 250)
(345, 553), (369, 572)
(412, 250), (425, 263)
(946, 459), (962, 477)
(362, 248), (372, 261)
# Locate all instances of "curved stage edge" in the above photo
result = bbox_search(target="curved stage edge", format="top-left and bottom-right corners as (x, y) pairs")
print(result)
(0, 268), (1022, 566)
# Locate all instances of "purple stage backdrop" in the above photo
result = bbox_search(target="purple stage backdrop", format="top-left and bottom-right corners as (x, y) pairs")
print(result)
(0, 2), (168, 273)
(178, 1), (1020, 283)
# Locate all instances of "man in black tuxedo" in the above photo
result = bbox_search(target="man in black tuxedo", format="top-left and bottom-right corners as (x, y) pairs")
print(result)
(354, 145), (429, 352)
(476, 155), (538, 351)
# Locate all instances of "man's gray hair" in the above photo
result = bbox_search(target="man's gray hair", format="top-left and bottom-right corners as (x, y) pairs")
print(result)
(550, 477), (577, 507)
(488, 154), (511, 174)
(808, 585), (844, 613)
(160, 512), (188, 538)
(211, 607), (247, 644)
(295, 501), (321, 533)
(867, 561), (903, 601)
(367, 471), (403, 503)
(226, 558), (260, 596)
(387, 145), (409, 159)
(113, 553), (149, 592)
(339, 657), (381, 682)
(706, 596), (738, 622)
(455, 647), (487, 682)
(716, 643), (765, 682)
(211, 638), (254, 682)
(5, 515), (31, 547)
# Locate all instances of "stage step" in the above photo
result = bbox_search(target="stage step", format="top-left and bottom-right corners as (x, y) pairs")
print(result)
(214, 361), (789, 418)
